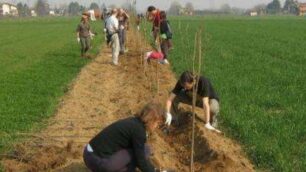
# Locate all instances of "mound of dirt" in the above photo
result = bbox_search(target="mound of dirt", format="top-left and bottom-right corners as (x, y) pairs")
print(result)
(2, 141), (82, 172)
(1, 26), (254, 172)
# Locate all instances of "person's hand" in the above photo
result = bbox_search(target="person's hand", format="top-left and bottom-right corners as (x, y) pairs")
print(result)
(165, 112), (172, 126)
(77, 37), (80, 43)
(120, 25), (125, 30)
(205, 123), (221, 133)
(103, 28), (107, 33)
(90, 32), (95, 40)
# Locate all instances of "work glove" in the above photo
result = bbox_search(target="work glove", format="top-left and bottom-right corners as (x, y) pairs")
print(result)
(90, 32), (95, 40)
(103, 28), (107, 33)
(205, 123), (221, 133)
(165, 112), (172, 126)
(77, 37), (80, 43)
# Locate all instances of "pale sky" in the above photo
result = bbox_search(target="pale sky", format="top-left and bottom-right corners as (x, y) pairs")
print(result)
(4, 0), (306, 10)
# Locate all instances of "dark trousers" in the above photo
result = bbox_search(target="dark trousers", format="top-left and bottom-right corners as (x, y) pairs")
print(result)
(119, 28), (126, 53)
(83, 145), (151, 172)
(80, 36), (91, 56)
(160, 39), (169, 59)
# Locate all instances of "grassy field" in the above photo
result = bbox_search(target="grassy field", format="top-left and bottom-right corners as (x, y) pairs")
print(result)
(144, 16), (306, 171)
(0, 17), (103, 153)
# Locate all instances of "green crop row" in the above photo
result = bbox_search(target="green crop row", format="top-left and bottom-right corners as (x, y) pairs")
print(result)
(143, 16), (306, 172)
(0, 17), (104, 153)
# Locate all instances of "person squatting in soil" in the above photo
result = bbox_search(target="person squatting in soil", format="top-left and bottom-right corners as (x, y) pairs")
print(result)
(165, 71), (221, 133)
(83, 102), (171, 172)
(105, 9), (120, 65)
(159, 11), (173, 65)
(76, 15), (93, 58)
(117, 8), (130, 55)
(144, 48), (164, 66)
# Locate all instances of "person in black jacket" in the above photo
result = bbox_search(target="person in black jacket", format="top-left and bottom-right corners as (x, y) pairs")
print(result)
(165, 71), (221, 133)
(159, 11), (172, 65)
(83, 102), (166, 172)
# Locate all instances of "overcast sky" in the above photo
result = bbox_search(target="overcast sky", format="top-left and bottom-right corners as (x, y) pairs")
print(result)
(4, 0), (306, 10)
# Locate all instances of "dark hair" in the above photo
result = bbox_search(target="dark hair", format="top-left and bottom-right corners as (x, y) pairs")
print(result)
(179, 71), (194, 85)
(160, 11), (167, 19)
(136, 102), (165, 127)
(147, 6), (156, 12)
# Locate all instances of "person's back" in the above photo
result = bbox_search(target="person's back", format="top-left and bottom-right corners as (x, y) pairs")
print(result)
(83, 102), (167, 172)
(89, 117), (146, 157)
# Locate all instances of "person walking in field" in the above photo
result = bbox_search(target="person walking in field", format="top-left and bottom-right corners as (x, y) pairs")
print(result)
(105, 9), (120, 65)
(136, 14), (142, 31)
(76, 15), (92, 58)
(159, 11), (173, 65)
(165, 71), (221, 133)
(83, 102), (170, 172)
(146, 6), (161, 43)
(117, 8), (130, 55)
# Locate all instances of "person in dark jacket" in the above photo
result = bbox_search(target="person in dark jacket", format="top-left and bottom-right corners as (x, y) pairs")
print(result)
(159, 11), (172, 65)
(83, 102), (166, 172)
(165, 71), (221, 133)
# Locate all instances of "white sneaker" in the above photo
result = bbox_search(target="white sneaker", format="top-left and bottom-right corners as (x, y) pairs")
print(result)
(163, 59), (169, 64)
(205, 123), (215, 130)
(205, 123), (221, 133)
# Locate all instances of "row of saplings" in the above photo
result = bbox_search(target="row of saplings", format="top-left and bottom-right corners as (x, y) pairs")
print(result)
(77, 5), (221, 172)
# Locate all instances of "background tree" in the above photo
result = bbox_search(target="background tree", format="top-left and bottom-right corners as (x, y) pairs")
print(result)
(68, 2), (80, 16)
(17, 3), (30, 17)
(80, 5), (86, 12)
(267, 0), (281, 14)
(220, 4), (232, 14)
(168, 1), (182, 15)
(283, 0), (299, 14)
(185, 2), (194, 14)
(35, 0), (50, 16)
(89, 2), (99, 10)
(253, 4), (267, 15)
(23, 4), (31, 16)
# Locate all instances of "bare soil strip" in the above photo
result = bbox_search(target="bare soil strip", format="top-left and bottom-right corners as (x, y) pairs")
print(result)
(1, 28), (254, 172)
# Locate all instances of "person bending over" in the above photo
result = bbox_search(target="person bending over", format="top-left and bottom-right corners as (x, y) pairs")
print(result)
(165, 71), (221, 133)
(83, 102), (169, 172)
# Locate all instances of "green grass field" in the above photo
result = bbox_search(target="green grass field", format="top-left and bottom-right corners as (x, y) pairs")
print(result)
(0, 17), (103, 152)
(158, 16), (305, 171)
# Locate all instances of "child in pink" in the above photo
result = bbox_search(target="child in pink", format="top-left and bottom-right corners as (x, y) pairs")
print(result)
(144, 51), (166, 64)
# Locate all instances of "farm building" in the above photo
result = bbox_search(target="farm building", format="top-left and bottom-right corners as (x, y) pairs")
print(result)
(249, 11), (258, 16)
(179, 8), (194, 16)
(0, 3), (18, 16)
(298, 3), (306, 15)
(31, 10), (37, 17)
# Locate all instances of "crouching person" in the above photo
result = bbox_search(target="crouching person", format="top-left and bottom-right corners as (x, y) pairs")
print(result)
(83, 102), (165, 172)
(165, 71), (221, 133)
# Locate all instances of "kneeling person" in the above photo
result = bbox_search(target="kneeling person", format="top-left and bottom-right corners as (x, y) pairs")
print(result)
(165, 71), (220, 132)
(83, 103), (165, 172)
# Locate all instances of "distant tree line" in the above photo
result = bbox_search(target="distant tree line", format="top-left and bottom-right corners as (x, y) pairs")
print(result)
(166, 0), (301, 16)
(15, 0), (117, 17)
